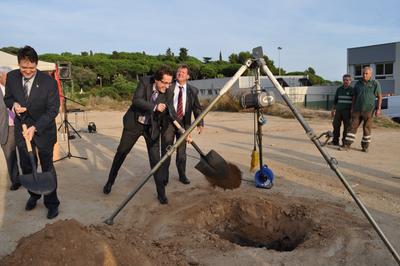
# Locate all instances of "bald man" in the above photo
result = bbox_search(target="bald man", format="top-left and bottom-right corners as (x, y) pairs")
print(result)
(343, 66), (382, 152)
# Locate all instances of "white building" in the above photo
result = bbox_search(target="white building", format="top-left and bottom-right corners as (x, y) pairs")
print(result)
(188, 76), (337, 109)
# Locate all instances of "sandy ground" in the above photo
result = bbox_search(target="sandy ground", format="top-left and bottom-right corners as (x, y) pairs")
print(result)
(0, 111), (399, 265)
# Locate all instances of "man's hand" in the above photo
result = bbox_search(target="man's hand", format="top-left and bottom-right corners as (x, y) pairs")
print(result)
(156, 103), (166, 112)
(23, 126), (36, 142)
(197, 126), (204, 134)
(13, 102), (27, 115)
(375, 109), (381, 118)
(186, 134), (192, 143)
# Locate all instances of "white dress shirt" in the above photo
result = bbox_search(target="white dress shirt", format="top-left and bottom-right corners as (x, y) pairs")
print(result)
(173, 83), (187, 113)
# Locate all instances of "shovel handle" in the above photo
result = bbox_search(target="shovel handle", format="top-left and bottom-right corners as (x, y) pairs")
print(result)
(22, 124), (33, 153)
(172, 120), (206, 157)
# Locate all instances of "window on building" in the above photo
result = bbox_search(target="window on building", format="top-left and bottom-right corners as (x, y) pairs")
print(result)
(385, 63), (393, 75)
(207, 89), (213, 95)
(375, 62), (393, 79)
(200, 89), (205, 95)
(355, 65), (362, 77)
(376, 64), (384, 75)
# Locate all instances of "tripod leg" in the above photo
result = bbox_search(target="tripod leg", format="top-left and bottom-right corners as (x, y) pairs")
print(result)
(66, 120), (82, 138)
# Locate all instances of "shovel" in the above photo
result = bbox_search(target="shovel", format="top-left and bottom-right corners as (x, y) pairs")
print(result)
(172, 121), (242, 189)
(19, 124), (57, 195)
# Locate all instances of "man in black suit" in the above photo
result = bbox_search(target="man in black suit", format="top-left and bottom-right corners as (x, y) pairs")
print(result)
(4, 46), (60, 219)
(161, 64), (203, 185)
(103, 66), (173, 204)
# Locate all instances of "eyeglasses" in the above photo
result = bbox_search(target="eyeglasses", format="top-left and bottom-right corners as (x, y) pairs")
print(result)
(159, 80), (172, 85)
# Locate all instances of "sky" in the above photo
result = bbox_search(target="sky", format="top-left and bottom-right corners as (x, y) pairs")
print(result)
(1, 0), (399, 81)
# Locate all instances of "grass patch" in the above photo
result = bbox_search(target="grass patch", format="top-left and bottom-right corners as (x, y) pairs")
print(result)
(372, 116), (400, 129)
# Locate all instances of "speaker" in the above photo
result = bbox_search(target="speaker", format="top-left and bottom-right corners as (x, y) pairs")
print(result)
(58, 62), (71, 80)
(88, 122), (97, 133)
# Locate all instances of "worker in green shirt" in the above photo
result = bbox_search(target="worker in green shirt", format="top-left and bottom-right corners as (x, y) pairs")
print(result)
(329, 74), (353, 146)
(343, 66), (382, 152)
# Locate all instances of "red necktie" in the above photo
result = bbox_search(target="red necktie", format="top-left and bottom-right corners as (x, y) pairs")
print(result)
(177, 86), (184, 119)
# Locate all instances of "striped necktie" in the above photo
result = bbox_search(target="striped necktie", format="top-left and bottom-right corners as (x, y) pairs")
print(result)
(177, 86), (184, 119)
(23, 77), (31, 101)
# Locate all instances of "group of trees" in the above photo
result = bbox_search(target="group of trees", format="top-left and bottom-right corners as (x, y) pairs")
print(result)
(1, 46), (332, 100)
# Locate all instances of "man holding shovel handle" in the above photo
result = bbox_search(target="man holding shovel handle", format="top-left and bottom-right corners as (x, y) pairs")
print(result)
(5, 46), (60, 219)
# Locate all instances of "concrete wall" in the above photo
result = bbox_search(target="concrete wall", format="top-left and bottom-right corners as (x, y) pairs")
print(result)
(281, 86), (337, 109)
(189, 75), (338, 110)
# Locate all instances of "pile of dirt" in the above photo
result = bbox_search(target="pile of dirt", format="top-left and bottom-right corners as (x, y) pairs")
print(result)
(0, 219), (184, 266)
(1, 189), (391, 265)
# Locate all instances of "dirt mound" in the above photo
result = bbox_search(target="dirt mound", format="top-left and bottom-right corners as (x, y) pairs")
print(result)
(0, 219), (183, 266)
(1, 189), (391, 266)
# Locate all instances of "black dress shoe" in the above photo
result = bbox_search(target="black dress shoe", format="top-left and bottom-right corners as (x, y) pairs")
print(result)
(157, 195), (168, 205)
(25, 197), (37, 211)
(47, 207), (59, 219)
(179, 176), (190, 185)
(103, 181), (113, 194)
(10, 183), (21, 191)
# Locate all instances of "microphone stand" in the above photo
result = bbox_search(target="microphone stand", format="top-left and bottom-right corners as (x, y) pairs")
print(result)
(55, 95), (87, 162)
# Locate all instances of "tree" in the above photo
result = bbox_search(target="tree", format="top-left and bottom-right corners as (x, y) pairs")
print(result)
(219, 51), (222, 61)
(72, 66), (97, 89)
(112, 74), (136, 97)
(81, 51), (88, 56)
(203, 57), (212, 64)
(200, 65), (217, 79)
(306, 67), (316, 75)
(186, 62), (201, 80)
(165, 47), (173, 57)
(228, 53), (239, 64)
(0, 46), (19, 55)
(238, 51), (251, 64)
(179, 47), (188, 61)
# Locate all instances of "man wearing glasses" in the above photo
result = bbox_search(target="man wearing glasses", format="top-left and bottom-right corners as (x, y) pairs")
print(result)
(103, 66), (173, 204)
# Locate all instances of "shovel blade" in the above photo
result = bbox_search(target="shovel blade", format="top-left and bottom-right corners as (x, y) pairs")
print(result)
(20, 171), (56, 195)
(195, 150), (229, 179)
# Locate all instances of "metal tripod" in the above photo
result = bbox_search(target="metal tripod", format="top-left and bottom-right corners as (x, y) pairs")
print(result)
(54, 96), (87, 162)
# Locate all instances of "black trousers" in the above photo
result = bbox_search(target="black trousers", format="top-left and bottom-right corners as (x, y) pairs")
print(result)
(107, 124), (165, 197)
(332, 109), (351, 145)
(161, 121), (187, 183)
(18, 141), (59, 209)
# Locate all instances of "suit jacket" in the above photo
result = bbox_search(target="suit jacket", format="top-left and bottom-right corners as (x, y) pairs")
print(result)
(4, 69), (60, 151)
(167, 82), (203, 129)
(0, 86), (9, 145)
(123, 76), (173, 140)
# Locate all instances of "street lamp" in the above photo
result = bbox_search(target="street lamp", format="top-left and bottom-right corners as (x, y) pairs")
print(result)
(277, 47), (282, 76)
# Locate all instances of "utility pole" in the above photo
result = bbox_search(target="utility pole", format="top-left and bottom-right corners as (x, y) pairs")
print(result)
(278, 46), (282, 76)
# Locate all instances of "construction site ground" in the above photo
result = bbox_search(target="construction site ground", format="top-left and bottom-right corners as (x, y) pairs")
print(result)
(0, 111), (399, 265)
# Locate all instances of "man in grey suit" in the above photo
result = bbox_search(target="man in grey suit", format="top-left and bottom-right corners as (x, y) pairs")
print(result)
(0, 66), (20, 190)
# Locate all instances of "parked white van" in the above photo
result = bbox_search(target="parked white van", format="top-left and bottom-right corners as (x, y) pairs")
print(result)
(381, 95), (400, 122)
